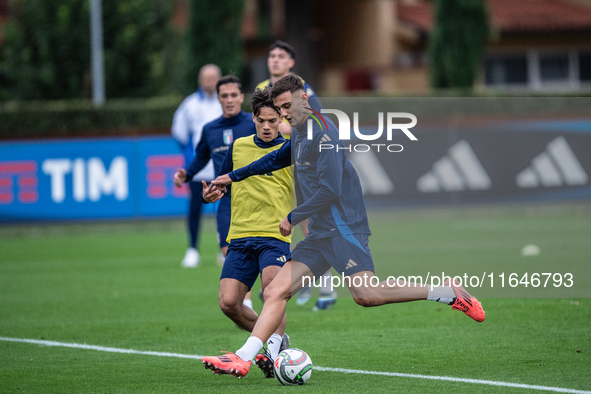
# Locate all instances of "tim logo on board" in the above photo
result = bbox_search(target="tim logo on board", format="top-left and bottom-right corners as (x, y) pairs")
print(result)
(0, 143), (134, 221)
(42, 157), (128, 203)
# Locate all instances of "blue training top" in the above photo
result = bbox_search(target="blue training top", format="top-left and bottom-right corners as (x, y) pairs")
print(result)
(227, 114), (371, 240)
(185, 110), (256, 179)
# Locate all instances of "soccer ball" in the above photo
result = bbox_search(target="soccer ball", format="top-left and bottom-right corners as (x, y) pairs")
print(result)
(273, 348), (313, 386)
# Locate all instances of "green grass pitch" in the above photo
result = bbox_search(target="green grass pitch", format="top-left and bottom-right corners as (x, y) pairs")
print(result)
(1, 202), (590, 393)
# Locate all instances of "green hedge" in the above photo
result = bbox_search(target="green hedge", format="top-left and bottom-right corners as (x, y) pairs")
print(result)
(0, 96), (184, 139)
(0, 96), (257, 140)
(3, 93), (589, 140)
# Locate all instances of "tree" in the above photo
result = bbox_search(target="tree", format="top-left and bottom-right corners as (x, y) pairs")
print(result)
(183, 0), (244, 94)
(101, 1), (175, 98)
(429, 0), (489, 90)
(0, 0), (174, 100)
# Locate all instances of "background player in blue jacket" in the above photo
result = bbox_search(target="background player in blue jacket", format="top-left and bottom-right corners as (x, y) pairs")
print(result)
(174, 75), (255, 260)
(201, 74), (485, 378)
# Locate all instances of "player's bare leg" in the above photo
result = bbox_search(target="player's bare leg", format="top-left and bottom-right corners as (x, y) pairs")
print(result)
(250, 260), (312, 342)
(259, 265), (287, 336)
(218, 264), (288, 332)
(295, 219), (313, 305)
(243, 291), (253, 309)
(203, 261), (311, 378)
(218, 279), (258, 331)
(220, 245), (228, 257)
(347, 270), (428, 306)
(218, 245), (256, 328)
(254, 264), (289, 378)
(346, 270), (485, 321)
(217, 245), (227, 267)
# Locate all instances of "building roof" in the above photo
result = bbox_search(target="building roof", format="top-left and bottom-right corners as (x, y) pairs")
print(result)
(397, 0), (591, 33)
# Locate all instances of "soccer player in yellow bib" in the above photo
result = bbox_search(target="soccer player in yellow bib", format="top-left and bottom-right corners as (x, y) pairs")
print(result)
(200, 87), (291, 378)
(255, 40), (323, 140)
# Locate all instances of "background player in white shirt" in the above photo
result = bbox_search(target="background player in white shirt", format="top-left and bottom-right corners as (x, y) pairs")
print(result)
(171, 64), (222, 268)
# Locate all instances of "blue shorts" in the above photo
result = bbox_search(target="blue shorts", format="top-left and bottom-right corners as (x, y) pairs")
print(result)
(291, 233), (374, 278)
(216, 197), (231, 248)
(221, 237), (291, 290)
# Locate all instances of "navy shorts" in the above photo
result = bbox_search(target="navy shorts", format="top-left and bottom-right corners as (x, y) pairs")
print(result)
(221, 237), (291, 290)
(291, 233), (374, 278)
(216, 197), (231, 248)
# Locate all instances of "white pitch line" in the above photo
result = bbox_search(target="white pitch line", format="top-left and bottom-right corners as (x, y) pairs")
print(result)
(1, 337), (589, 394)
(314, 367), (591, 393)
(0, 337), (203, 360)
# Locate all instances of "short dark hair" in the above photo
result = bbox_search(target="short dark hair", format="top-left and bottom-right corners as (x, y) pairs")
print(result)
(269, 73), (305, 100)
(269, 40), (296, 60)
(216, 75), (242, 94)
(251, 87), (280, 117)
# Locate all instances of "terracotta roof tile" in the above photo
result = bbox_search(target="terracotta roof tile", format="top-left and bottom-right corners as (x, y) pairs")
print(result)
(397, 0), (591, 32)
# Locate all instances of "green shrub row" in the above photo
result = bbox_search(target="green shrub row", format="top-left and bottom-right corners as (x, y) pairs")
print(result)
(2, 94), (589, 140)
(0, 96), (259, 140)
(0, 96), (183, 139)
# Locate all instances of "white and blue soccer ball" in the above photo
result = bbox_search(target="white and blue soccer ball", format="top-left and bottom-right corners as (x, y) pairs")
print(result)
(273, 348), (313, 386)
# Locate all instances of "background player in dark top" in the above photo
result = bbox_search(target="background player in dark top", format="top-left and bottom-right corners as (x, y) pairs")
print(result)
(201, 74), (485, 378)
(173, 75), (257, 309)
(174, 75), (255, 257)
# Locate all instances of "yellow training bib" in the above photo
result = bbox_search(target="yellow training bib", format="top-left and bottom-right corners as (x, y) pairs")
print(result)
(227, 135), (292, 243)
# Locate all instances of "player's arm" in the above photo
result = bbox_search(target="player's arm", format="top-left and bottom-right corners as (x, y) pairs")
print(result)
(201, 180), (225, 203)
(288, 141), (343, 226)
(174, 129), (211, 187)
(278, 120), (293, 137)
(185, 130), (211, 179)
(202, 144), (234, 202)
(213, 139), (291, 186)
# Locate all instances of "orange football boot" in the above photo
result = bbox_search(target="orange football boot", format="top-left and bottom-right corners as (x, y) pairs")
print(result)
(202, 352), (252, 378)
(445, 278), (485, 322)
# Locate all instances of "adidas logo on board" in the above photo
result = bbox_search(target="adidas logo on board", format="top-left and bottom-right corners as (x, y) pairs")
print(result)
(417, 140), (491, 192)
(516, 136), (588, 188)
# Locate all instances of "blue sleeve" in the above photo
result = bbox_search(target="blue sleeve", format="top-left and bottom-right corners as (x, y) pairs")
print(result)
(219, 142), (234, 175)
(304, 82), (323, 113)
(289, 140), (343, 225)
(307, 95), (323, 113)
(229, 139), (292, 182)
(201, 143), (233, 204)
(199, 192), (208, 204)
(185, 130), (210, 180)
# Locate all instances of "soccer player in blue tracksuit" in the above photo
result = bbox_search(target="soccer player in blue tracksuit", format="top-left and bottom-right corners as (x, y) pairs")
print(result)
(201, 74), (486, 378)
(174, 75), (255, 262)
(255, 40), (334, 308)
